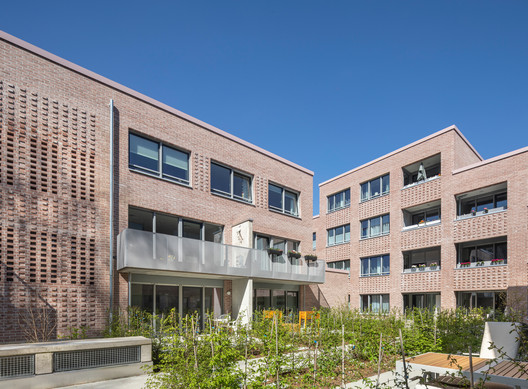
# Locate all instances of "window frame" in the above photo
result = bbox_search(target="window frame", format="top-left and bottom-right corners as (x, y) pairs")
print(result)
(457, 190), (507, 217)
(457, 239), (507, 265)
(360, 174), (390, 202)
(210, 161), (253, 204)
(327, 189), (351, 213)
(360, 254), (390, 277)
(360, 214), (390, 239)
(327, 259), (350, 271)
(360, 294), (390, 313)
(129, 132), (190, 185)
(327, 224), (351, 246)
(268, 183), (300, 217)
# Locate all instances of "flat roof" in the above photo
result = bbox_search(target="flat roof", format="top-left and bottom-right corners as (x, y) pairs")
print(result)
(453, 145), (528, 174)
(319, 125), (482, 186)
(0, 29), (313, 176)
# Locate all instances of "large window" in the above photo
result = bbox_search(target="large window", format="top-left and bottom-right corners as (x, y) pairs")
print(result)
(403, 201), (441, 228)
(403, 154), (441, 187)
(128, 207), (223, 243)
(404, 293), (440, 312)
(268, 183), (299, 216)
(457, 238), (507, 266)
(327, 224), (350, 246)
(328, 189), (351, 212)
(211, 162), (252, 203)
(327, 260), (350, 271)
(360, 214), (390, 239)
(456, 183), (507, 218)
(361, 255), (390, 276)
(129, 133), (189, 184)
(403, 247), (440, 270)
(457, 291), (506, 311)
(361, 294), (390, 313)
(360, 174), (389, 202)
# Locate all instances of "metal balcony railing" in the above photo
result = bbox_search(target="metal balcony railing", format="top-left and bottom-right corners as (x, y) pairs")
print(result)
(117, 229), (325, 284)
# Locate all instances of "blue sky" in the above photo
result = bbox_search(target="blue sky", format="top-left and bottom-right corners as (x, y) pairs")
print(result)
(2, 1), (527, 214)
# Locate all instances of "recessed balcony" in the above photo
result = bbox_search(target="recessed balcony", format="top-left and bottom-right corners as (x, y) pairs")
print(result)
(117, 229), (325, 284)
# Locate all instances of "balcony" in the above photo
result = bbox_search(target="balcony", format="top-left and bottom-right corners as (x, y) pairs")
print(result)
(117, 229), (325, 284)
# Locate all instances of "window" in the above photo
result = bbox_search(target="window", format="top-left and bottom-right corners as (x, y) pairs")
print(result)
(457, 291), (506, 311)
(254, 234), (299, 252)
(456, 183), (507, 217)
(403, 247), (441, 270)
(269, 183), (299, 216)
(360, 174), (389, 202)
(312, 232), (316, 250)
(404, 294), (440, 312)
(327, 260), (350, 271)
(328, 189), (351, 212)
(361, 255), (390, 276)
(402, 154), (441, 187)
(403, 201), (441, 227)
(128, 207), (223, 243)
(129, 133), (189, 184)
(361, 294), (390, 313)
(360, 214), (389, 239)
(457, 239), (507, 265)
(327, 224), (350, 246)
(211, 162), (252, 203)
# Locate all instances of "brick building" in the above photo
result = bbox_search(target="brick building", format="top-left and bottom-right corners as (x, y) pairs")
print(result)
(315, 126), (528, 315)
(0, 30), (324, 342)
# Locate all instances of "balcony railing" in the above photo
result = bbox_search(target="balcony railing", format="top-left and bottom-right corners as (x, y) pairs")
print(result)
(117, 229), (325, 283)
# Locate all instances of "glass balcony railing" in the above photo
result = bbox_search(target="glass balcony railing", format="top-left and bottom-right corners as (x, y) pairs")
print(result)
(117, 229), (325, 283)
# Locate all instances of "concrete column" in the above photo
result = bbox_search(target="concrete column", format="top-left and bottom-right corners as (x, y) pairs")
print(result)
(232, 278), (253, 325)
(35, 352), (53, 374)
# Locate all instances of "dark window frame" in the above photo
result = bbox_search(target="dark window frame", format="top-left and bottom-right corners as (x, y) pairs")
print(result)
(327, 224), (351, 246)
(360, 254), (390, 277)
(210, 161), (253, 203)
(129, 132), (190, 185)
(268, 183), (299, 217)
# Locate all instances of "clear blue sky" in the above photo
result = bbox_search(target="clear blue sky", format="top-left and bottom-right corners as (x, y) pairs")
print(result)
(2, 1), (527, 214)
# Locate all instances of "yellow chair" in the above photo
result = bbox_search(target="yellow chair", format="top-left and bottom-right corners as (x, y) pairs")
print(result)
(298, 311), (320, 328)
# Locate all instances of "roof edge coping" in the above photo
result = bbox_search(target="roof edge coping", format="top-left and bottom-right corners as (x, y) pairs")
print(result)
(0, 29), (313, 176)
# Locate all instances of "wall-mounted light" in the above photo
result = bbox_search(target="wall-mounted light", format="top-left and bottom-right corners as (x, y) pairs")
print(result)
(226, 290), (232, 296)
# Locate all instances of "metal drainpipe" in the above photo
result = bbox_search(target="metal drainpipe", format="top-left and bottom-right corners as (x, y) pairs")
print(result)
(109, 99), (115, 324)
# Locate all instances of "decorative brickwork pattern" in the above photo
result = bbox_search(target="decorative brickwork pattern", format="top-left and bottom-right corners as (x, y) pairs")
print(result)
(324, 243), (350, 262)
(453, 212), (508, 243)
(401, 224), (442, 250)
(400, 178), (442, 209)
(325, 207), (350, 229)
(453, 267), (508, 290)
(401, 271), (441, 293)
(359, 275), (390, 294)
(358, 235), (390, 257)
(358, 195), (390, 220)
(0, 82), (99, 342)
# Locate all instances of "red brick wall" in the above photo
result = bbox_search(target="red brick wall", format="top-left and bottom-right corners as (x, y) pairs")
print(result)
(316, 128), (528, 317)
(0, 36), (314, 342)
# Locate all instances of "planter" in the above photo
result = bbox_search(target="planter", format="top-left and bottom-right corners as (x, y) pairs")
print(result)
(491, 259), (504, 265)
(411, 267), (417, 272)
(419, 267), (425, 271)
(267, 248), (283, 256)
(288, 251), (301, 259)
(476, 261), (484, 266)
(460, 262), (471, 268)
(304, 254), (318, 262)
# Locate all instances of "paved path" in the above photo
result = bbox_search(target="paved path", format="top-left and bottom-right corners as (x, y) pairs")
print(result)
(55, 375), (149, 388)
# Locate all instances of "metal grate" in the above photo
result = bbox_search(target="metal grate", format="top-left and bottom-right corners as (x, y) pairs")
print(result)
(0, 354), (35, 379)
(53, 346), (140, 372)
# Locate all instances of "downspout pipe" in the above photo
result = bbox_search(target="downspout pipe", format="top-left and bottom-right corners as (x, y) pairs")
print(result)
(109, 99), (115, 324)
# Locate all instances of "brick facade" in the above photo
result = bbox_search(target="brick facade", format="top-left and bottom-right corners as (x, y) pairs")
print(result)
(316, 127), (528, 316)
(0, 31), (315, 342)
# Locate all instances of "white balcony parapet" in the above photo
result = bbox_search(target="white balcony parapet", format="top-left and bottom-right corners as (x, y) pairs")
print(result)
(117, 229), (325, 284)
